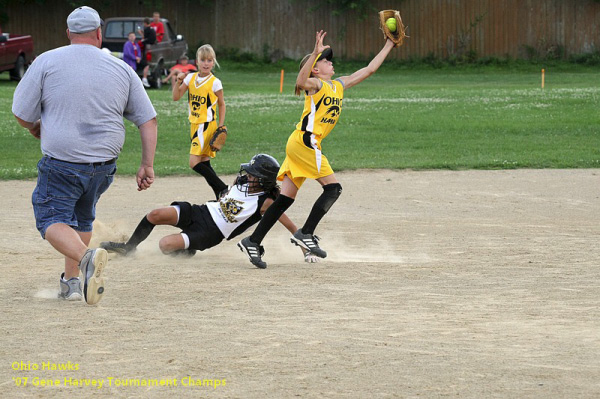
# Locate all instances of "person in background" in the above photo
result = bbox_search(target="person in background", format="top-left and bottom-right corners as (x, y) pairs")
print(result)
(162, 55), (197, 84)
(122, 32), (141, 70)
(150, 11), (164, 43)
(137, 18), (156, 87)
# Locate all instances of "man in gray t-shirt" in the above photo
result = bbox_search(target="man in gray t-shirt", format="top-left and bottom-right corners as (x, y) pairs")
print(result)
(11, 6), (157, 305)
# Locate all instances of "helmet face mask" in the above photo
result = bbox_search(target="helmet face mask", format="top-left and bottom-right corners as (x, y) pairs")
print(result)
(235, 170), (264, 194)
(235, 154), (280, 195)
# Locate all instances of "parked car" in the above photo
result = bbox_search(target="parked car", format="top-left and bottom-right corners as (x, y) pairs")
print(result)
(0, 31), (34, 81)
(101, 17), (188, 88)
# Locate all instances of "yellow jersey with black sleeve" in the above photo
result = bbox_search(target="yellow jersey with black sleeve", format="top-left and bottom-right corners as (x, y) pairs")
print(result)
(277, 78), (345, 188)
(184, 72), (222, 125)
(296, 78), (344, 140)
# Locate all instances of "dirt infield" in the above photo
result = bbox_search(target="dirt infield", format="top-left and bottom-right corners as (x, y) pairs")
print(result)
(1, 169), (599, 398)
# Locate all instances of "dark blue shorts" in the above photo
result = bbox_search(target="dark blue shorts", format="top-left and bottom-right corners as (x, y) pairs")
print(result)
(32, 156), (117, 238)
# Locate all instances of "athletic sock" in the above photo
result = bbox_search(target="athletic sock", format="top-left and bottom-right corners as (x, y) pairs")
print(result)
(302, 183), (343, 235)
(126, 216), (155, 249)
(192, 160), (227, 199)
(249, 195), (295, 244)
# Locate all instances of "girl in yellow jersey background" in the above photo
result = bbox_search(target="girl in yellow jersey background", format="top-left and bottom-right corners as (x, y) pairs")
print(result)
(238, 30), (396, 269)
(173, 44), (228, 199)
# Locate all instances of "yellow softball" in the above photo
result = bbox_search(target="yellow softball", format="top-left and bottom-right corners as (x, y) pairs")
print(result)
(386, 18), (397, 33)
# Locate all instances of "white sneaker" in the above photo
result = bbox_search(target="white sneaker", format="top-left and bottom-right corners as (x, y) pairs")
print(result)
(79, 248), (107, 305)
(59, 273), (82, 301)
(142, 78), (150, 88)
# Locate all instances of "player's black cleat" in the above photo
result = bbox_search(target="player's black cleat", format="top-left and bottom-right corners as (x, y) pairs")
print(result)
(237, 237), (267, 269)
(100, 241), (135, 256)
(291, 230), (327, 258)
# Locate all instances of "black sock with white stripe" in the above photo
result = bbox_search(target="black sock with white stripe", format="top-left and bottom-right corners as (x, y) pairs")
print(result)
(250, 195), (295, 244)
(192, 160), (228, 199)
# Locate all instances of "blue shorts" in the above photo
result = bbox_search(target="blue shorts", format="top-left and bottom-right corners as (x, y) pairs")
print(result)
(32, 156), (117, 238)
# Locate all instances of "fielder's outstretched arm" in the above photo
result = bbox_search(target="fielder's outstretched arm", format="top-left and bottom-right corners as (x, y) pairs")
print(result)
(296, 30), (329, 93)
(338, 39), (395, 89)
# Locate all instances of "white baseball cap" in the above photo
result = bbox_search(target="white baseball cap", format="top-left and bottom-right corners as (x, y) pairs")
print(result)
(67, 6), (103, 33)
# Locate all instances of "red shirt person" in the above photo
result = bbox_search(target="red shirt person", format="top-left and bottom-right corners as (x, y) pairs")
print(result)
(162, 55), (197, 84)
(150, 12), (164, 43)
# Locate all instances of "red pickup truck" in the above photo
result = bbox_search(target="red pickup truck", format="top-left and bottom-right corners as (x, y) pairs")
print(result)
(0, 31), (34, 81)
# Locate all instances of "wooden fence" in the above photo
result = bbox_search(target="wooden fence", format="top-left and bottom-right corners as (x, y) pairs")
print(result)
(4, 0), (600, 60)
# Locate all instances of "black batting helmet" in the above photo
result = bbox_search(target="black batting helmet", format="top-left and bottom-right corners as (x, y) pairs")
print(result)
(237, 154), (280, 193)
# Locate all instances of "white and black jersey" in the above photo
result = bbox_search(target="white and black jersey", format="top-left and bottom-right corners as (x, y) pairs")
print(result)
(206, 184), (273, 240)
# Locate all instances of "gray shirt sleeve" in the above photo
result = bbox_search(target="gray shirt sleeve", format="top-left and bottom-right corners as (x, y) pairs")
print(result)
(12, 56), (44, 122)
(124, 67), (157, 127)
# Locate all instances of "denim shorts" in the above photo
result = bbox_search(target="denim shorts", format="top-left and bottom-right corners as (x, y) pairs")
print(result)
(32, 156), (117, 238)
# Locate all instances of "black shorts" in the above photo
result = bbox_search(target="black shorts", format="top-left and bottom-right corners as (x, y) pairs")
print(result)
(137, 58), (148, 70)
(171, 201), (224, 251)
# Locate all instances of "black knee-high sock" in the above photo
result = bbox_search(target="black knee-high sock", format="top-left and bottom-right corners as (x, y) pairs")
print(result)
(192, 160), (227, 198)
(302, 183), (343, 235)
(249, 195), (295, 244)
(125, 216), (155, 249)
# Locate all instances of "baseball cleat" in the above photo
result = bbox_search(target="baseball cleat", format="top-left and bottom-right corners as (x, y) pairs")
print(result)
(291, 230), (327, 258)
(78, 248), (107, 305)
(100, 241), (135, 256)
(237, 237), (267, 269)
(58, 273), (82, 301)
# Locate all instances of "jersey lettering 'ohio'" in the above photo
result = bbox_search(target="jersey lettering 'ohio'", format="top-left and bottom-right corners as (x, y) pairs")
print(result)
(186, 73), (219, 124)
(297, 79), (344, 140)
(190, 94), (210, 116)
(320, 97), (342, 124)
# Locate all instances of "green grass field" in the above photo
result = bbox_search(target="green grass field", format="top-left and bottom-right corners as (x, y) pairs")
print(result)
(1, 62), (599, 179)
